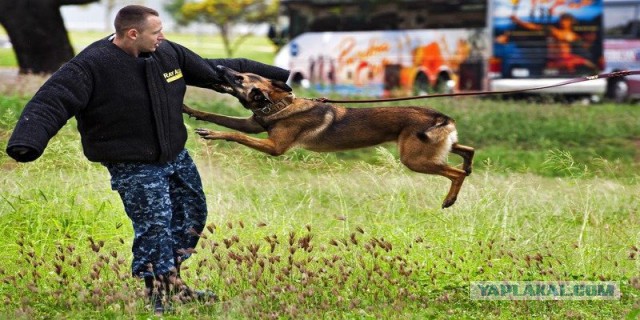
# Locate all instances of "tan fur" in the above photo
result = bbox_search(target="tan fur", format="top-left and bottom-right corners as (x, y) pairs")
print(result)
(183, 66), (474, 208)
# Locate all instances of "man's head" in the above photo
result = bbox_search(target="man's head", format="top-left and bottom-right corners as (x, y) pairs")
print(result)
(113, 5), (165, 56)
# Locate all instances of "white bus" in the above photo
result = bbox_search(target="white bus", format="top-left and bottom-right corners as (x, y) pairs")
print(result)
(270, 0), (606, 99)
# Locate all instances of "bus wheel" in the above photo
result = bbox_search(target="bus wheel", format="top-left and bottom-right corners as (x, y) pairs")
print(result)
(609, 79), (629, 103)
(435, 74), (453, 93)
(413, 73), (429, 95)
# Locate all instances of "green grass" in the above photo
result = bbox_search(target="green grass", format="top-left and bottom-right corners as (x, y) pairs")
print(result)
(0, 48), (16, 67)
(438, 98), (640, 178)
(1, 81), (640, 318)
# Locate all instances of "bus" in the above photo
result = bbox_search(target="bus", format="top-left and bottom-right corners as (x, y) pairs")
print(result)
(270, 0), (607, 100)
(603, 0), (640, 102)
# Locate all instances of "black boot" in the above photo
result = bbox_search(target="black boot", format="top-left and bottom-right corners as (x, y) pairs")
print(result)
(174, 256), (218, 303)
(144, 276), (164, 316)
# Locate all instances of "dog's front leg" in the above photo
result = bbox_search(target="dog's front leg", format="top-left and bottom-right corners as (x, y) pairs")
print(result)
(195, 128), (295, 156)
(183, 104), (265, 134)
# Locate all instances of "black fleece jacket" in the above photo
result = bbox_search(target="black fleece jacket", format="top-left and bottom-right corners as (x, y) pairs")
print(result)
(6, 37), (289, 163)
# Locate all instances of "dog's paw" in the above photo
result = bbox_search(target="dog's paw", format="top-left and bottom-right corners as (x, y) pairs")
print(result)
(441, 197), (457, 209)
(195, 128), (223, 140)
(195, 128), (209, 135)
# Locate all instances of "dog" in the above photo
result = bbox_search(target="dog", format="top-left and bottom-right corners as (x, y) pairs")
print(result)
(183, 66), (474, 208)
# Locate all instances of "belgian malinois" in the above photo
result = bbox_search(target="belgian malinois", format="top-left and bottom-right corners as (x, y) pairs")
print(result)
(183, 66), (474, 208)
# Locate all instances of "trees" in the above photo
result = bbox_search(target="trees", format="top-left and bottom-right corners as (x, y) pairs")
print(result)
(173, 0), (279, 57)
(104, 0), (125, 32)
(0, 0), (99, 74)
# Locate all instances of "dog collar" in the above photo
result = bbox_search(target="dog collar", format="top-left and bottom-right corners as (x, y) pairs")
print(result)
(254, 94), (294, 117)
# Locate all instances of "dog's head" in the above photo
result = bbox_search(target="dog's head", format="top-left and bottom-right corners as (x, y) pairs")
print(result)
(213, 65), (293, 113)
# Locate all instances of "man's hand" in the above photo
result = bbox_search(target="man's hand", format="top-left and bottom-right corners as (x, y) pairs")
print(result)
(6, 145), (39, 162)
(12, 146), (31, 155)
(211, 66), (225, 84)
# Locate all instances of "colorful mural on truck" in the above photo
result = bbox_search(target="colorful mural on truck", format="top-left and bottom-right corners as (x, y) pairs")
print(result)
(275, 29), (489, 97)
(492, 0), (603, 78)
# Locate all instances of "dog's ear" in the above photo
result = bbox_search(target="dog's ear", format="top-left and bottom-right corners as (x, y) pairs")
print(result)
(271, 79), (293, 92)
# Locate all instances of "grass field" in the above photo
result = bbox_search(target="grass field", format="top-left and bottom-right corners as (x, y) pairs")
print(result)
(1, 32), (640, 319)
(1, 87), (640, 319)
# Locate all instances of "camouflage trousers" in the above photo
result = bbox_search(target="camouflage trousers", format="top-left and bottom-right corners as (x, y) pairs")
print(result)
(103, 149), (207, 278)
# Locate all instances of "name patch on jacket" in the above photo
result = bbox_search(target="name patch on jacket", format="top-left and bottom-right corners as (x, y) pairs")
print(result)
(163, 69), (183, 83)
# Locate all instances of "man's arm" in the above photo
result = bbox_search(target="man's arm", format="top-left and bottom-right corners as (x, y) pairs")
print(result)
(167, 40), (290, 88)
(6, 62), (91, 162)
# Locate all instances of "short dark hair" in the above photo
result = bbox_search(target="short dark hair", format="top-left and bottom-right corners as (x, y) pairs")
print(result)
(114, 5), (159, 37)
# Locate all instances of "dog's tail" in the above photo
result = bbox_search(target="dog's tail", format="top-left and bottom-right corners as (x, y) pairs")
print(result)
(417, 116), (457, 144)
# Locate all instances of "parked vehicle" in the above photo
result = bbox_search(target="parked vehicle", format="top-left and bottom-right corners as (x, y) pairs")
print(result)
(271, 0), (606, 100)
(604, 0), (640, 102)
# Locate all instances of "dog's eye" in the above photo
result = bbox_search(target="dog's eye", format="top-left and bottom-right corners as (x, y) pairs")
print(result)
(250, 88), (267, 102)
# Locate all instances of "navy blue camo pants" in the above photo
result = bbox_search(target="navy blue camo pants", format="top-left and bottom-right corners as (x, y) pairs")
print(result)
(103, 149), (207, 278)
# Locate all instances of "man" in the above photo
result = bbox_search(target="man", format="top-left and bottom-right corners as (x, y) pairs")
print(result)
(5, 5), (289, 315)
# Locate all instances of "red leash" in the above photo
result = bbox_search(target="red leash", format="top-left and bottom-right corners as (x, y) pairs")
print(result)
(314, 70), (640, 104)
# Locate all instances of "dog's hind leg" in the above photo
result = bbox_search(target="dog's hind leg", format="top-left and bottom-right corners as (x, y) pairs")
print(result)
(398, 132), (468, 208)
(436, 165), (468, 208)
(405, 161), (467, 209)
(451, 143), (475, 176)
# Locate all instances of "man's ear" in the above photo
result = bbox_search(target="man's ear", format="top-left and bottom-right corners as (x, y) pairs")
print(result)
(271, 79), (292, 92)
(126, 28), (138, 40)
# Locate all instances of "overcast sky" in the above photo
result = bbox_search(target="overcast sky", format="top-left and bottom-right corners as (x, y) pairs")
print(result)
(61, 0), (175, 32)
(60, 0), (267, 34)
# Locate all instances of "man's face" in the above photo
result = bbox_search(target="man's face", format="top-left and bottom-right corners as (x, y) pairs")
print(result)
(135, 15), (164, 53)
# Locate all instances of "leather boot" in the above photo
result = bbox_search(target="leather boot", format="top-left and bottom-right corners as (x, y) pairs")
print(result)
(174, 256), (218, 303)
(144, 275), (164, 316)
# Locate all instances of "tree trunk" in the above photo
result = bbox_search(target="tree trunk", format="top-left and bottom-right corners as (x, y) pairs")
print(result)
(218, 23), (233, 57)
(0, 0), (99, 74)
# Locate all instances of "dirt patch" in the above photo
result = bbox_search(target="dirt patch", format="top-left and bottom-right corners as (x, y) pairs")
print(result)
(0, 160), (18, 171)
(0, 68), (49, 96)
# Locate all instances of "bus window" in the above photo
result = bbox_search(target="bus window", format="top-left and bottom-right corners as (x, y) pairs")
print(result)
(604, 4), (640, 38)
(282, 0), (487, 38)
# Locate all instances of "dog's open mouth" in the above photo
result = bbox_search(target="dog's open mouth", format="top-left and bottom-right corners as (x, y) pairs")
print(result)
(211, 83), (234, 94)
(212, 65), (241, 94)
